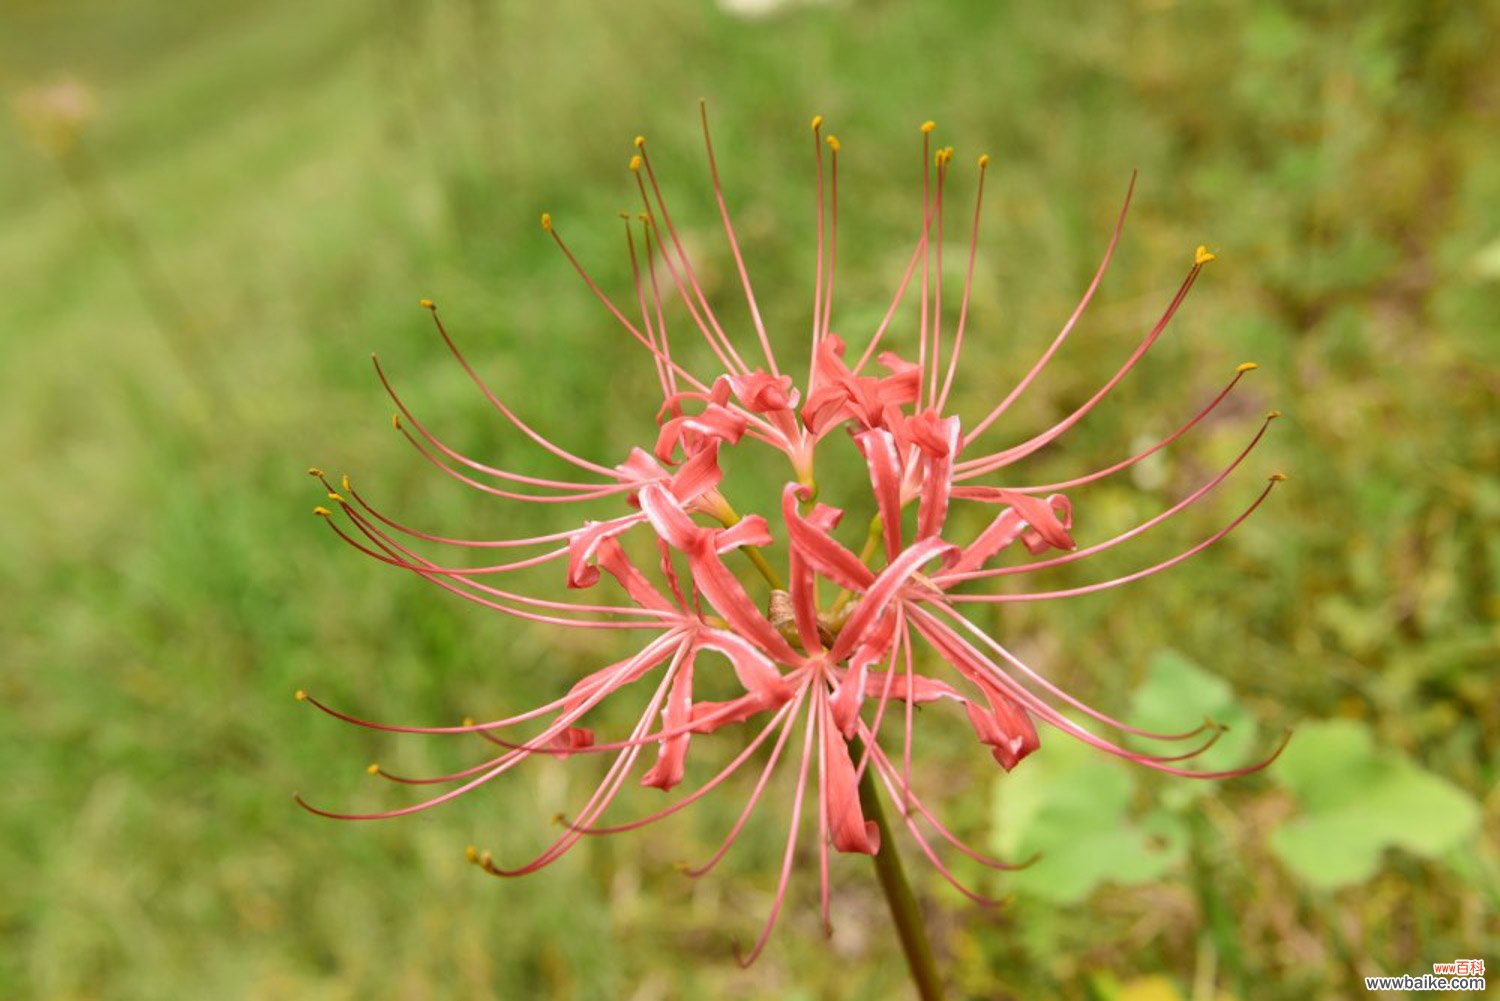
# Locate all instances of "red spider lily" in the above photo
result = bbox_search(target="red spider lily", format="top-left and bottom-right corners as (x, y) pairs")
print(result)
(297, 107), (1286, 964)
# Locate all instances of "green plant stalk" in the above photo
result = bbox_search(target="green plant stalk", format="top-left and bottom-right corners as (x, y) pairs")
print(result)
(858, 761), (946, 1001)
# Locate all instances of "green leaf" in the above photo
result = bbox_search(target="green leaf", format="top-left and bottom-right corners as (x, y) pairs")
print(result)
(992, 734), (1187, 904)
(1268, 719), (1481, 890)
(1128, 651), (1260, 803)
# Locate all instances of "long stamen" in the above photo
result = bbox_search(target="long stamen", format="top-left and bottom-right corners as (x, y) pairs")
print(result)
(421, 301), (627, 476)
(334, 474), (580, 549)
(373, 352), (615, 493)
(326, 503), (675, 627)
(916, 121), (934, 410)
(634, 139), (752, 375)
(909, 606), (1281, 776)
(809, 114), (826, 390)
(733, 690), (817, 969)
(866, 748), (1008, 906)
(622, 213), (672, 401)
(864, 737), (1033, 871)
(989, 363), (1261, 493)
(683, 685), (810, 879)
(961, 172), (1137, 448)
(475, 646), (687, 877)
(293, 638), (685, 822)
(815, 682), (833, 935)
(542, 214), (713, 394)
(700, 102), (779, 375)
(936, 153), (989, 412)
(382, 684), (806, 786)
(851, 168), (938, 375)
(294, 630), (685, 738)
(958, 245), (1213, 476)
(821, 133), (840, 349)
(567, 695), (801, 835)
(639, 214), (679, 398)
(928, 145), (950, 407)
(943, 411), (1278, 584)
(388, 407), (632, 504)
(937, 476), (1283, 604)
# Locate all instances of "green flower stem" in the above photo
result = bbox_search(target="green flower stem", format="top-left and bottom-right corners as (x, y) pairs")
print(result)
(857, 757), (946, 1001)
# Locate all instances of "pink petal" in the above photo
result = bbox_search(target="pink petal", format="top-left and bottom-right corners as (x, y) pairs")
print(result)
(822, 713), (879, 855)
(853, 428), (905, 558)
(548, 727), (596, 759)
(916, 415), (961, 540)
(781, 483), (873, 592)
(641, 654), (695, 790)
(566, 517), (644, 588)
(827, 536), (956, 663)
(595, 537), (677, 613)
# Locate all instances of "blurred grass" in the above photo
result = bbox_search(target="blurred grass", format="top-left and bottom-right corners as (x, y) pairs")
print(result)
(1, 0), (1496, 998)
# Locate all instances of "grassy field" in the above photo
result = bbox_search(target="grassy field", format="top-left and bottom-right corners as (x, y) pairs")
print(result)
(2, 1), (1496, 998)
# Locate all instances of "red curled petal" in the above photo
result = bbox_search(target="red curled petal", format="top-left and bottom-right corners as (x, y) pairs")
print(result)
(853, 428), (905, 559)
(916, 415), (962, 540)
(694, 629), (795, 707)
(594, 537), (677, 613)
(669, 441), (725, 503)
(828, 536), (957, 663)
(862, 670), (963, 703)
(641, 656), (695, 790)
(823, 715), (880, 854)
(715, 514), (773, 553)
(566, 517), (643, 588)
(782, 483), (873, 592)
(547, 727), (596, 759)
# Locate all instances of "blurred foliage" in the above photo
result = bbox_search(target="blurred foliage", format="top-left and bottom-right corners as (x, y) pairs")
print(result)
(1, 0), (1496, 999)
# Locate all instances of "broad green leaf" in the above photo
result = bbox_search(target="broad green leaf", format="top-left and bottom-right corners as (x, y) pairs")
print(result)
(1128, 651), (1260, 803)
(1269, 719), (1481, 889)
(992, 733), (1187, 904)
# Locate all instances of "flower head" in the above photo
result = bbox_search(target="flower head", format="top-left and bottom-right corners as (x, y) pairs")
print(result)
(298, 107), (1285, 962)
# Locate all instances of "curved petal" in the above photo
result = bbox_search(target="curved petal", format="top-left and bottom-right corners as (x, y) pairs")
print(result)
(853, 428), (904, 559)
(828, 536), (957, 663)
(781, 483), (872, 592)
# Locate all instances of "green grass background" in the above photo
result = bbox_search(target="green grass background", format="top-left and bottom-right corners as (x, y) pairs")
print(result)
(2, 1), (1495, 998)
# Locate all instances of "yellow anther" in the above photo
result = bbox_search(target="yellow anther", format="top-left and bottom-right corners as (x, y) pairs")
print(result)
(638, 212), (651, 223)
(312, 506), (332, 517)
(326, 492), (343, 503)
(633, 135), (645, 148)
(366, 762), (380, 776)
(1266, 409), (1282, 420)
(418, 298), (434, 310)
(465, 845), (480, 863)
(480, 850), (493, 869)
(391, 413), (402, 430)
(462, 716), (476, 727)
(295, 689), (308, 701)
(826, 135), (840, 152)
(617, 210), (630, 219)
(1269, 472), (1288, 482)
(341, 474), (351, 492)
(1195, 245), (1217, 265)
(540, 212), (552, 232)
(551, 812), (567, 827)
(935, 150), (944, 168)
(629, 154), (642, 172)
(920, 120), (936, 134)
(306, 466), (324, 478)
(1236, 362), (1259, 373)
(810, 114), (823, 131)
(978, 153), (991, 168)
